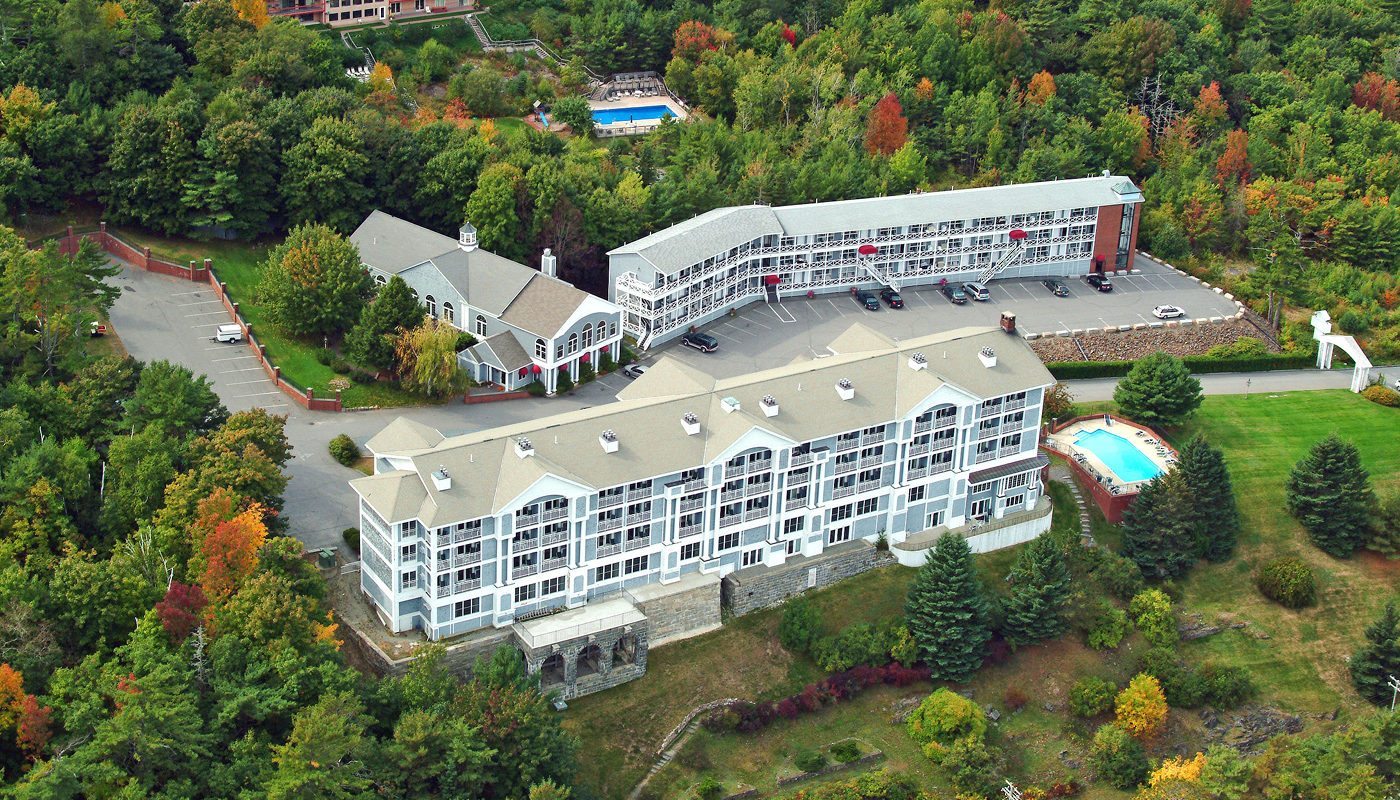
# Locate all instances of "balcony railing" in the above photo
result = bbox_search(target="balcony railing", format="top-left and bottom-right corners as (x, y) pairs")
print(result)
(679, 496), (705, 513)
(718, 514), (743, 528)
(599, 493), (624, 509)
(442, 551), (482, 569)
(909, 442), (931, 456)
(542, 506), (569, 523)
(513, 535), (539, 550)
(745, 508), (769, 521)
(597, 543), (621, 558)
(678, 523), (704, 539)
(723, 463), (746, 479)
(512, 563), (540, 579)
(515, 512), (540, 527)
(912, 420), (932, 434)
(625, 537), (651, 552)
(720, 488), (745, 503)
(745, 482), (771, 497)
(542, 529), (569, 546)
(541, 557), (567, 572)
(935, 415), (957, 429)
(598, 516), (623, 532)
(684, 478), (706, 492)
(858, 480), (883, 494)
(790, 452), (813, 467)
(976, 450), (999, 464)
(627, 488), (651, 502)
(1005, 397), (1027, 411)
(836, 438), (859, 452)
(860, 455), (884, 469)
(861, 433), (886, 445)
(748, 458), (772, 472)
(834, 460), (858, 475)
(833, 485), (856, 499)
(626, 512), (651, 525)
(907, 466), (930, 480)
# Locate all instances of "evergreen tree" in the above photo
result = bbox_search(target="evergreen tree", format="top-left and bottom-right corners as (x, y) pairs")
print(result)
(1112, 352), (1203, 427)
(1286, 435), (1375, 558)
(1177, 435), (1239, 561)
(905, 532), (991, 682)
(1122, 470), (1196, 580)
(1349, 600), (1400, 706)
(1001, 534), (1072, 647)
(344, 276), (424, 372)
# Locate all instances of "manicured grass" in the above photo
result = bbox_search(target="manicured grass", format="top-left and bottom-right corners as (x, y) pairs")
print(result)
(115, 230), (429, 409)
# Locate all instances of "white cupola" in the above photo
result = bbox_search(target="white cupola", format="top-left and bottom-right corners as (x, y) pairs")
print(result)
(459, 221), (478, 252)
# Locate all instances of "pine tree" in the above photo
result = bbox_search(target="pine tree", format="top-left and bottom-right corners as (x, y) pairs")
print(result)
(1349, 600), (1400, 706)
(1177, 435), (1239, 561)
(1112, 352), (1203, 427)
(1001, 534), (1072, 647)
(345, 276), (424, 372)
(905, 532), (991, 682)
(1286, 434), (1375, 558)
(1122, 470), (1196, 579)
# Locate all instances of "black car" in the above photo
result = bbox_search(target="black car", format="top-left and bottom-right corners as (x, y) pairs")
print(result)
(1041, 279), (1070, 297)
(1085, 273), (1113, 292)
(855, 290), (880, 311)
(879, 288), (903, 308)
(680, 331), (719, 352)
(940, 284), (968, 304)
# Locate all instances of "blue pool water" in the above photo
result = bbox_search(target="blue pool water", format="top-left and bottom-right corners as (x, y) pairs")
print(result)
(1072, 429), (1164, 483)
(592, 105), (677, 125)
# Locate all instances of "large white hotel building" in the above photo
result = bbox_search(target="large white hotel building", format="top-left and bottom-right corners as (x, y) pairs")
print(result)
(607, 174), (1143, 347)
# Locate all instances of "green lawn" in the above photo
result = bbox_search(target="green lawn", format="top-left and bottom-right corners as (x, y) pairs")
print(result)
(115, 230), (429, 409)
(570, 390), (1400, 800)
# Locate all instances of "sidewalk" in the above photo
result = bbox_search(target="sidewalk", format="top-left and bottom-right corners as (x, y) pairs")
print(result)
(1065, 368), (1355, 402)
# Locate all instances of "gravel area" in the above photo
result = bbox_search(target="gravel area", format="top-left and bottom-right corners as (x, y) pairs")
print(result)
(1030, 319), (1275, 362)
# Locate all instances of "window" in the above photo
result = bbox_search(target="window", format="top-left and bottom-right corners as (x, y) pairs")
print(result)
(908, 485), (926, 502)
(536, 338), (547, 359)
(716, 532), (739, 551)
(541, 576), (566, 596)
(568, 333), (578, 354)
(594, 563), (620, 582)
(857, 498), (878, 516)
(1003, 473), (1029, 490)
(783, 517), (804, 535)
(681, 542), (702, 561)
(425, 295), (437, 317)
(830, 504), (853, 522)
(476, 315), (487, 336)
(442, 302), (454, 324)
(1004, 493), (1025, 510)
(827, 526), (852, 545)
(970, 498), (992, 519)
(609, 321), (617, 338)
(624, 555), (648, 575)
(786, 539), (800, 555)
(374, 274), (387, 286)
(401, 571), (417, 589)
(925, 509), (946, 528)
(514, 583), (537, 603)
(556, 344), (564, 359)
(582, 325), (593, 348)
(453, 598), (480, 617)
(742, 548), (763, 567)
(401, 543), (416, 561)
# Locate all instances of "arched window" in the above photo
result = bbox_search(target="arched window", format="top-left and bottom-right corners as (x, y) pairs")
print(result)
(442, 302), (454, 324)
(476, 315), (487, 336)
(535, 338), (547, 359)
(425, 295), (437, 318)
(582, 324), (593, 348)
(568, 333), (578, 354)
(374, 274), (387, 286)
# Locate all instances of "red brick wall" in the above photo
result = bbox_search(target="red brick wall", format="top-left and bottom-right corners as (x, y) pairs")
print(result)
(1092, 205), (1123, 273)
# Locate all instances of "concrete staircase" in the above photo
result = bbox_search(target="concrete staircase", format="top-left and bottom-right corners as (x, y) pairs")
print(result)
(1049, 463), (1095, 547)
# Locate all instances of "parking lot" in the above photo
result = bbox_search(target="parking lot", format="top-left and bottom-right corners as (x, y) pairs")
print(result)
(106, 262), (286, 414)
(649, 256), (1240, 379)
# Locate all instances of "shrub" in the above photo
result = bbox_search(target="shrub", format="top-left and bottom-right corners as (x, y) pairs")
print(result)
(1199, 662), (1256, 708)
(1069, 676), (1116, 718)
(1361, 384), (1399, 407)
(1114, 674), (1168, 741)
(329, 433), (360, 466)
(794, 749), (828, 773)
(1093, 550), (1146, 600)
(696, 776), (724, 800)
(342, 527), (360, 553)
(944, 738), (1001, 797)
(1136, 647), (1205, 708)
(1087, 604), (1130, 650)
(556, 370), (574, 393)
(1091, 724), (1149, 790)
(889, 624), (918, 667)
(1004, 686), (1028, 712)
(1337, 309), (1367, 334)
(905, 688), (987, 764)
(1255, 557), (1317, 608)
(829, 740), (861, 764)
(526, 380), (547, 396)
(315, 348), (335, 365)
(455, 332), (478, 352)
(578, 362), (596, 383)
(778, 597), (821, 655)
(1129, 589), (1179, 648)
(815, 622), (898, 672)
(598, 351), (615, 373)
(330, 358), (352, 374)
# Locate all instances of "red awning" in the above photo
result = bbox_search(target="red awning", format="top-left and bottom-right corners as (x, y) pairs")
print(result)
(582, 352), (591, 362)
(763, 274), (781, 285)
(532, 364), (542, 374)
(857, 244), (878, 255)
(1008, 228), (1028, 240)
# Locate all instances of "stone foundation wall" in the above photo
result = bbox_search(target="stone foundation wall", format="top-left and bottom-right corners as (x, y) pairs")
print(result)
(632, 576), (722, 647)
(722, 541), (892, 616)
(522, 620), (650, 700)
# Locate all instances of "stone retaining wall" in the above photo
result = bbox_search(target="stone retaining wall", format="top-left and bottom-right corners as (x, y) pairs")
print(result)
(631, 574), (722, 647)
(722, 541), (893, 617)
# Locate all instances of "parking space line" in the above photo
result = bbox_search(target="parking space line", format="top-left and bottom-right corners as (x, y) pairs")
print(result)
(826, 299), (847, 316)
(176, 299), (221, 307)
(231, 391), (283, 399)
(221, 366), (269, 374)
(259, 404), (289, 410)
(190, 322), (234, 328)
(767, 304), (796, 324)
(806, 302), (824, 319)
(226, 379), (275, 386)
(168, 290), (206, 297)
(212, 355), (258, 362)
(747, 317), (773, 330)
(185, 310), (229, 317)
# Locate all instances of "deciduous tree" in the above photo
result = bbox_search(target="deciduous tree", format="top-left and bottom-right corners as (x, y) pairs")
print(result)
(394, 317), (468, 398)
(1115, 673), (1168, 741)
(865, 93), (909, 156)
(345, 276), (424, 372)
(256, 223), (372, 338)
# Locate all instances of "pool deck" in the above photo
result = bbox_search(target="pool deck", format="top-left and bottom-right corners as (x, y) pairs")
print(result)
(1044, 417), (1177, 494)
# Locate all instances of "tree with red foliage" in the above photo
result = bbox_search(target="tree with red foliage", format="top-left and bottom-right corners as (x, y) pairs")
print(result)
(198, 505), (269, 603)
(1217, 129), (1251, 186)
(16, 694), (52, 758)
(673, 20), (722, 62)
(781, 24), (796, 47)
(1352, 72), (1400, 121)
(1193, 81), (1228, 131)
(0, 664), (24, 731)
(864, 93), (909, 156)
(155, 581), (209, 643)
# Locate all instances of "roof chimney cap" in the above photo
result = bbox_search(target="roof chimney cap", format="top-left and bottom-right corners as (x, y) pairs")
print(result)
(835, 378), (854, 401)
(599, 429), (619, 453)
(515, 436), (534, 458)
(681, 412), (700, 435)
(908, 352), (928, 371)
(760, 394), (779, 417)
(430, 467), (451, 491)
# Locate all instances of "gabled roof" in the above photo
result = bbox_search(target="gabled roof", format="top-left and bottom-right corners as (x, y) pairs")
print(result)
(350, 210), (459, 273)
(499, 274), (598, 339)
(366, 416), (445, 455)
(353, 325), (1055, 527)
(466, 331), (533, 372)
(607, 206), (784, 273)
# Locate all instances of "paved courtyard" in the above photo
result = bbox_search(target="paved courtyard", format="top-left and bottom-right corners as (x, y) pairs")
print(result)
(646, 255), (1240, 379)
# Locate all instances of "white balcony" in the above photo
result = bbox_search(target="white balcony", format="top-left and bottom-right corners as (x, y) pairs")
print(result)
(626, 512), (651, 525)
(516, 512), (540, 527)
(745, 482), (771, 497)
(909, 442), (931, 456)
(542, 506), (569, 523)
(541, 557), (567, 572)
(512, 563), (540, 579)
(625, 537), (651, 552)
(790, 452), (813, 467)
(679, 496), (705, 513)
(720, 488), (745, 502)
(600, 494), (624, 509)
(678, 523), (704, 539)
(718, 515), (743, 528)
(684, 478), (706, 492)
(912, 420), (932, 434)
(749, 458), (772, 472)
(598, 516), (623, 532)
(860, 455), (884, 469)
(833, 485), (856, 499)
(626, 488), (651, 502)
(861, 433), (886, 446)
(834, 460), (857, 475)
(836, 438), (859, 452)
(907, 466), (930, 480)
(597, 543), (622, 558)
(745, 508), (769, 521)
(858, 480), (883, 494)
(541, 529), (569, 546)
(976, 450), (999, 464)
(724, 463), (746, 479)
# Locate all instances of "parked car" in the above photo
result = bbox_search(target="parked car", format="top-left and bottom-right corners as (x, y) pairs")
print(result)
(621, 364), (648, 379)
(1085, 273), (1113, 292)
(961, 281), (991, 301)
(1041, 279), (1069, 297)
(1152, 304), (1186, 319)
(89, 321), (108, 337)
(940, 284), (968, 304)
(680, 331), (719, 353)
(854, 290), (880, 311)
(213, 323), (244, 343)
(879, 288), (903, 309)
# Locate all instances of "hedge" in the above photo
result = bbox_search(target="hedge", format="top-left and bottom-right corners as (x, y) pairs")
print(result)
(1047, 352), (1316, 380)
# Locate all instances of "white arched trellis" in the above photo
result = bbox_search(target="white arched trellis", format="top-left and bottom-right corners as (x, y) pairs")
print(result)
(1311, 310), (1373, 393)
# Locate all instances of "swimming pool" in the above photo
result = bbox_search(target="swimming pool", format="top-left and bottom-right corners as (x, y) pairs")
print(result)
(1072, 429), (1164, 483)
(592, 105), (677, 125)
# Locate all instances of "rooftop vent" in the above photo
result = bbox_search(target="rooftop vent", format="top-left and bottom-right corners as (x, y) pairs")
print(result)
(978, 346), (997, 369)
(599, 429), (619, 454)
(515, 437), (534, 459)
(908, 352), (928, 371)
(681, 412), (701, 436)
(760, 394), (779, 417)
(721, 396), (741, 414)
(430, 467), (451, 491)
(835, 378), (854, 401)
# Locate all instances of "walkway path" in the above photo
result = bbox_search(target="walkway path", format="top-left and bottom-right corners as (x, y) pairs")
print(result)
(628, 715), (702, 800)
(1064, 368), (1355, 402)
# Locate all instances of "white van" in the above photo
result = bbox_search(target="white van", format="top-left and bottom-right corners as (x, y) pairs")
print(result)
(214, 324), (244, 343)
(961, 281), (991, 301)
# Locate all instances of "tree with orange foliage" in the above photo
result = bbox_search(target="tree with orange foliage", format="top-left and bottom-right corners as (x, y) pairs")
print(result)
(0, 664), (24, 732)
(1352, 72), (1400, 121)
(1024, 71), (1056, 106)
(865, 93), (909, 156)
(1114, 673), (1168, 741)
(368, 62), (396, 95)
(232, 0), (270, 29)
(1216, 129), (1250, 186)
(673, 20), (729, 61)
(1146, 752), (1207, 786)
(199, 506), (269, 603)
(443, 98), (472, 126)
(914, 78), (935, 102)
(16, 694), (52, 759)
(1192, 81), (1228, 131)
